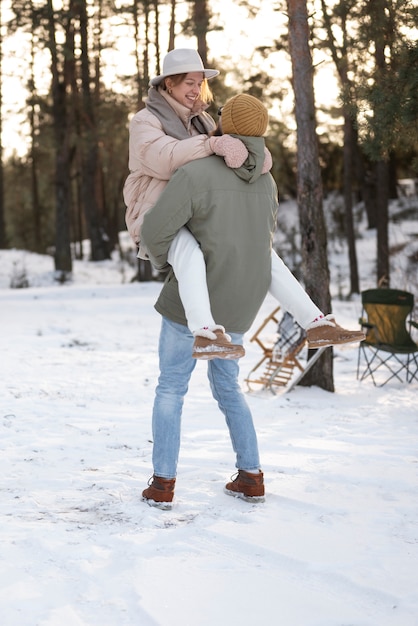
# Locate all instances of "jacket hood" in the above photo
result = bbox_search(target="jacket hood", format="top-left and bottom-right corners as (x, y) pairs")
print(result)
(230, 136), (267, 184)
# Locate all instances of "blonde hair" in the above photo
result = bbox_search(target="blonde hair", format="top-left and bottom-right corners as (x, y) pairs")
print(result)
(162, 74), (214, 104)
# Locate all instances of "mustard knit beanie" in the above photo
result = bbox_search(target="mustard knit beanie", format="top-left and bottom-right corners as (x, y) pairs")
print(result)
(221, 94), (268, 137)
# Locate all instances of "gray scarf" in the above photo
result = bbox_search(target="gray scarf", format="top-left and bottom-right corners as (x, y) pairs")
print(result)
(145, 88), (214, 139)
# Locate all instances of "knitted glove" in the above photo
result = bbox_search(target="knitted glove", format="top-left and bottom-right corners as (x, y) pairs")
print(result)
(209, 135), (248, 168)
(262, 147), (273, 174)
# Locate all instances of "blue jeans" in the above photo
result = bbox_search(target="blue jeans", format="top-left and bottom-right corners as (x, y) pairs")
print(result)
(151, 317), (261, 478)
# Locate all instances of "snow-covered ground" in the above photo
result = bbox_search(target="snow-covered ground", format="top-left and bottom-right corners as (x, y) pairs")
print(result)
(1, 199), (418, 626)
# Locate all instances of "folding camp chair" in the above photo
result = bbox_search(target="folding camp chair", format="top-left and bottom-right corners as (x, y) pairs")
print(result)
(357, 288), (418, 386)
(245, 307), (326, 394)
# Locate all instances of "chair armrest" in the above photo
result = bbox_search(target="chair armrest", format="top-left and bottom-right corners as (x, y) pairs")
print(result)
(359, 317), (374, 329)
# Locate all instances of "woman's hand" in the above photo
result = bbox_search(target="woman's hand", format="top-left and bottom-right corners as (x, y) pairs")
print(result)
(209, 135), (248, 168)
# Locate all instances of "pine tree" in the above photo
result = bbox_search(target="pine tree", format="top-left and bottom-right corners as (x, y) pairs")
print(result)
(287, 0), (334, 391)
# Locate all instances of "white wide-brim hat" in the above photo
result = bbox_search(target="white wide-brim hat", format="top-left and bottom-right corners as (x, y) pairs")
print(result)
(150, 48), (219, 87)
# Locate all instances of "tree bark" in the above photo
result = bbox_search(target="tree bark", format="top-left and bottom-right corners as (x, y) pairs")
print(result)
(0, 0), (6, 249)
(133, 0), (145, 109)
(320, 0), (360, 295)
(371, 0), (390, 286)
(132, 0), (152, 281)
(78, 0), (110, 261)
(168, 0), (176, 51)
(343, 115), (360, 294)
(287, 0), (334, 391)
(47, 0), (73, 276)
(376, 160), (389, 286)
(193, 0), (209, 65)
(29, 1), (42, 252)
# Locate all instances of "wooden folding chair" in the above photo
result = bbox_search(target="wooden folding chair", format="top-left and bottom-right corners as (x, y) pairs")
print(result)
(245, 306), (326, 394)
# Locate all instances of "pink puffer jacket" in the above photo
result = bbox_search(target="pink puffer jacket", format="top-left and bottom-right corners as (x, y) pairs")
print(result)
(123, 104), (215, 254)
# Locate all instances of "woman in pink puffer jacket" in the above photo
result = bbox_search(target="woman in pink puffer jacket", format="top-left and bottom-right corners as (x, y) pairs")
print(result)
(123, 49), (256, 358)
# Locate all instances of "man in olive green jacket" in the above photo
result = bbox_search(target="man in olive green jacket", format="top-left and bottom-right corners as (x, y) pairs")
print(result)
(140, 95), (277, 509)
(142, 139), (278, 334)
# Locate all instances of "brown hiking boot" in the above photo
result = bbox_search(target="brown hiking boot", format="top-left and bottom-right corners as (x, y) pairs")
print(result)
(192, 329), (245, 360)
(306, 315), (366, 349)
(224, 469), (265, 503)
(142, 475), (176, 510)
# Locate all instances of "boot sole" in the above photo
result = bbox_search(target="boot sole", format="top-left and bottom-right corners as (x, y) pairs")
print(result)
(142, 496), (173, 511)
(193, 348), (245, 360)
(308, 335), (365, 349)
(224, 487), (265, 503)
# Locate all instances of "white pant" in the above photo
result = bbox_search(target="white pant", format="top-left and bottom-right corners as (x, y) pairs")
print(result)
(167, 228), (216, 333)
(269, 248), (322, 328)
(167, 226), (322, 333)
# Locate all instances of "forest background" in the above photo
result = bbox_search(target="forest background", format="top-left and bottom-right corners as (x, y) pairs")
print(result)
(0, 0), (417, 390)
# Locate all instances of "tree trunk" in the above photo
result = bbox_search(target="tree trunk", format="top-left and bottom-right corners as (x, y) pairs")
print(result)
(372, 0), (390, 287)
(357, 155), (378, 229)
(132, 0), (151, 281)
(133, 258), (153, 282)
(168, 0), (176, 51)
(376, 160), (389, 286)
(0, 1), (6, 249)
(133, 0), (145, 109)
(320, 0), (360, 295)
(30, 2), (42, 252)
(153, 0), (160, 73)
(193, 0), (209, 65)
(343, 114), (360, 294)
(143, 1), (150, 88)
(78, 0), (110, 261)
(388, 151), (398, 200)
(47, 0), (72, 276)
(287, 0), (334, 391)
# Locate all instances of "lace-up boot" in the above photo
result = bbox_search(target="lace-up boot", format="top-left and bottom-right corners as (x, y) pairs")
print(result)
(224, 469), (265, 502)
(142, 475), (176, 510)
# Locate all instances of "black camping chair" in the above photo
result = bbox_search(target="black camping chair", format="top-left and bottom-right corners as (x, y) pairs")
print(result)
(357, 288), (418, 386)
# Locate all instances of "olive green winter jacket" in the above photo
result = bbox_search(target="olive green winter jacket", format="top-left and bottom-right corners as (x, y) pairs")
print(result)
(141, 136), (279, 334)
